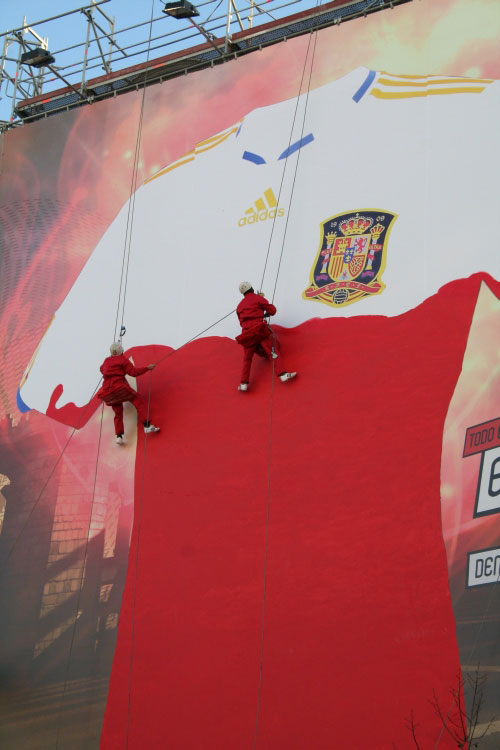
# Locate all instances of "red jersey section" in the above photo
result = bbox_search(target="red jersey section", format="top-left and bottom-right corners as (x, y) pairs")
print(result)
(101, 274), (499, 749)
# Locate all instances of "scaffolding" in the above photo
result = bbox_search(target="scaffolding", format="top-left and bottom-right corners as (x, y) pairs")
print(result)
(0, 0), (410, 130)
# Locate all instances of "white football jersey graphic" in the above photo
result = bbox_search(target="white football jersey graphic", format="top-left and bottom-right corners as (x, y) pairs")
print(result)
(18, 67), (500, 416)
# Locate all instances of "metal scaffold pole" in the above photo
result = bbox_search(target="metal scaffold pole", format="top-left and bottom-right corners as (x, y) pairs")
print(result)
(0, 0), (407, 131)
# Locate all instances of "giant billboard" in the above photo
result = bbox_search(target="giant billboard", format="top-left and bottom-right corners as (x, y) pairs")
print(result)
(1, 0), (500, 747)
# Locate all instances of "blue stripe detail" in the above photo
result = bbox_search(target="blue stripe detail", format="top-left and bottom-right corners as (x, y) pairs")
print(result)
(278, 133), (314, 161)
(352, 70), (376, 103)
(242, 150), (266, 165)
(16, 387), (31, 413)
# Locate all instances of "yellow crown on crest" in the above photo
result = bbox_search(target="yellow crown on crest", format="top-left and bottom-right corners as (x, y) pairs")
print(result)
(339, 215), (373, 236)
(325, 231), (337, 245)
(370, 222), (384, 240)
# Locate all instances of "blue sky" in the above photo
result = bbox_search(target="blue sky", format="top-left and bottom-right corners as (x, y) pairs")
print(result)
(1, 0), (311, 122)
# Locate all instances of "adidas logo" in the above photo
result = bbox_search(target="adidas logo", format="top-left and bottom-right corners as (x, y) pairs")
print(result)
(238, 188), (285, 227)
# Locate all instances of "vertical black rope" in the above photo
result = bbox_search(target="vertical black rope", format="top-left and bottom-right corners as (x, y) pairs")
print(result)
(253, 356), (275, 749)
(125, 371), (153, 748)
(10, 48), (152, 725)
(113, 109), (146, 343)
(117, 97), (147, 338)
(112, 4), (158, 744)
(113, 0), (156, 343)
(259, 29), (317, 293)
(54, 401), (105, 749)
(254, 10), (321, 746)
(271, 27), (319, 304)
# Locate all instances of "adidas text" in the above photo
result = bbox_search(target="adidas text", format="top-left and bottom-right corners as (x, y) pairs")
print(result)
(238, 207), (285, 227)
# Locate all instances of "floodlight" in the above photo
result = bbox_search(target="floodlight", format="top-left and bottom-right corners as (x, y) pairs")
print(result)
(20, 48), (55, 68)
(162, 0), (199, 19)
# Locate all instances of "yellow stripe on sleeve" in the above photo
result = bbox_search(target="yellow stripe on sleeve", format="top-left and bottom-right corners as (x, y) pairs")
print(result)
(196, 118), (243, 147)
(377, 77), (492, 87)
(196, 132), (231, 147)
(195, 127), (238, 154)
(144, 118), (242, 185)
(370, 86), (486, 99)
(380, 72), (492, 83)
(144, 154), (195, 184)
(380, 72), (428, 79)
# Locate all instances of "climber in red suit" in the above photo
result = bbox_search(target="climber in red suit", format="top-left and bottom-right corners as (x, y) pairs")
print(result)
(97, 342), (160, 444)
(236, 282), (296, 391)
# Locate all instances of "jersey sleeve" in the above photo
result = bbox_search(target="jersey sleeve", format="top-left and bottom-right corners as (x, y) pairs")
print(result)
(123, 360), (149, 378)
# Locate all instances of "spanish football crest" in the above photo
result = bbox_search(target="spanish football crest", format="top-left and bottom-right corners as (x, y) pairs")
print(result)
(303, 209), (397, 308)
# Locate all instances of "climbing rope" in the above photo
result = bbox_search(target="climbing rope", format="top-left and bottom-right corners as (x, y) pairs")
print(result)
(120, 10), (321, 748)
(152, 307), (236, 367)
(253, 354), (275, 749)
(271, 29), (319, 304)
(55, 402), (106, 750)
(260, 45), (311, 289)
(125, 375), (151, 747)
(259, 27), (318, 294)
(112, 0), (156, 344)
(253, 11), (321, 748)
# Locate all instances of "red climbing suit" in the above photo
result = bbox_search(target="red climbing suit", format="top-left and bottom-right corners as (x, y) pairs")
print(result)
(236, 292), (286, 382)
(97, 354), (150, 435)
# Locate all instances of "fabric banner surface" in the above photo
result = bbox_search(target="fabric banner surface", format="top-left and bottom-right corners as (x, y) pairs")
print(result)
(1, 0), (500, 747)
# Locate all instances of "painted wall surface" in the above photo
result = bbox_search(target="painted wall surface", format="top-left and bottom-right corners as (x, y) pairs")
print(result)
(1, 0), (500, 747)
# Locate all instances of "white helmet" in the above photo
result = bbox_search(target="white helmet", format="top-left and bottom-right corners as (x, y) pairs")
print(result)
(110, 342), (124, 355)
(239, 281), (252, 294)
